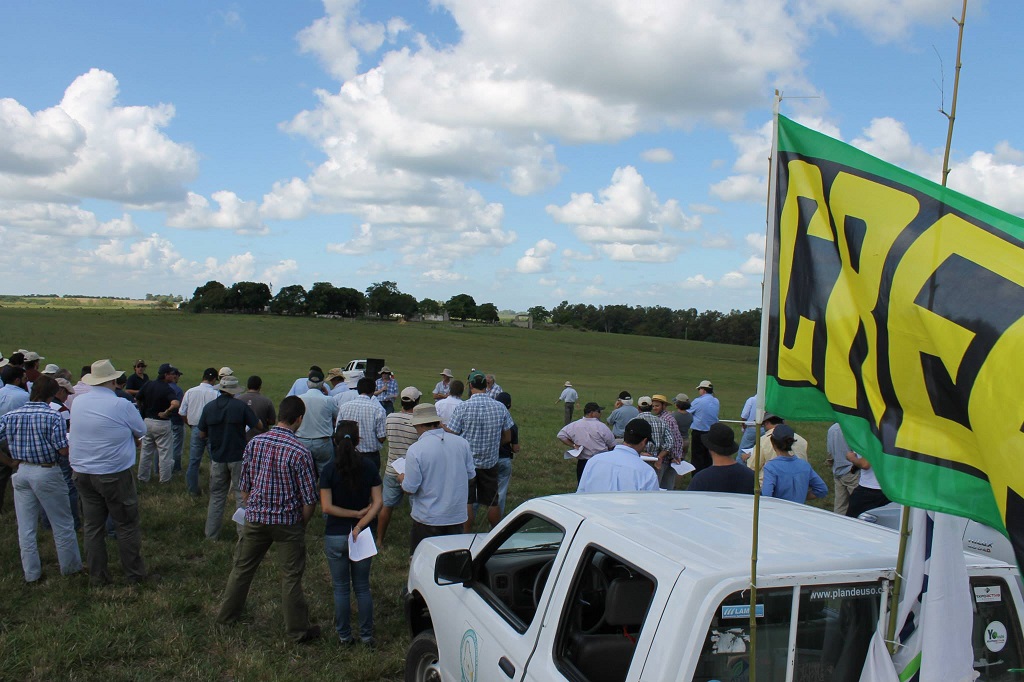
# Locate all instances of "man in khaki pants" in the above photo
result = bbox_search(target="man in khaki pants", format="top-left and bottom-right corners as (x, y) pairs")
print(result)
(826, 422), (861, 516)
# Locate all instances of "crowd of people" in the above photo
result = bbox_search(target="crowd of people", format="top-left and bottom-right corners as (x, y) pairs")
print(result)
(0, 349), (889, 647)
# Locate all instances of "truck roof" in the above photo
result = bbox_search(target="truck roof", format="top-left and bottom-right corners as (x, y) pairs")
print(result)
(543, 491), (1012, 579)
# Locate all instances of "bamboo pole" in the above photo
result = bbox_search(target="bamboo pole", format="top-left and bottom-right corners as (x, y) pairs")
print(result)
(886, 0), (967, 656)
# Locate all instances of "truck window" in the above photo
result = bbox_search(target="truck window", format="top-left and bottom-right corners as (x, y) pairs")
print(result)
(693, 588), (794, 682)
(473, 514), (565, 633)
(971, 577), (1024, 681)
(693, 583), (882, 682)
(793, 583), (881, 682)
(554, 546), (656, 682)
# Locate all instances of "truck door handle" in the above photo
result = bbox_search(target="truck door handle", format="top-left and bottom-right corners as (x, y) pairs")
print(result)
(498, 656), (516, 678)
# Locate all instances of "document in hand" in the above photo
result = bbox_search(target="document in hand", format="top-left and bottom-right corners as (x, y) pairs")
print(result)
(231, 507), (246, 525)
(349, 528), (378, 561)
(671, 461), (696, 476)
(564, 445), (583, 460)
(391, 457), (407, 475)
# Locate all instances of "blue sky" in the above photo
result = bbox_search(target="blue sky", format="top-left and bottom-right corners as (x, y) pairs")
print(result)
(1, 0), (1021, 312)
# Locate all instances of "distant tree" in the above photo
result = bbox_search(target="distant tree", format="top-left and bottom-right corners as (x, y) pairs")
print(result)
(476, 302), (499, 323)
(418, 298), (442, 316)
(270, 284), (308, 315)
(188, 280), (228, 313)
(230, 281), (272, 313)
(392, 293), (419, 320)
(306, 282), (337, 315)
(366, 281), (404, 317)
(335, 287), (366, 317)
(527, 305), (549, 323)
(445, 293), (477, 320)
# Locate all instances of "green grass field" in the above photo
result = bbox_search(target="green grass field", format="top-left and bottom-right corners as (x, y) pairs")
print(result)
(0, 309), (835, 680)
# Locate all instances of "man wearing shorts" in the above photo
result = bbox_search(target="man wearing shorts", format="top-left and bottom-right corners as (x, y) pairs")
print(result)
(446, 370), (513, 532)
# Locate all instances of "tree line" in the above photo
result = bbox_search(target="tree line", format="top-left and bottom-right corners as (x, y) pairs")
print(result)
(186, 280), (501, 322)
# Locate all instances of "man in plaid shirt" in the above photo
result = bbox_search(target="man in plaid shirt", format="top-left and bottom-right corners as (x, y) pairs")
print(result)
(216, 396), (321, 643)
(338, 377), (387, 470)
(0, 375), (83, 582)
(447, 370), (513, 532)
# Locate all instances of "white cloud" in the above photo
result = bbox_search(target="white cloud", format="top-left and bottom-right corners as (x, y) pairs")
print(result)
(297, 0), (409, 81)
(702, 234), (734, 249)
(709, 173), (764, 203)
(547, 166), (696, 260)
(794, 0), (959, 43)
(262, 259), (299, 284)
(167, 191), (267, 234)
(0, 69), (198, 206)
(421, 269), (466, 282)
(0, 201), (137, 238)
(739, 254), (765, 275)
(261, 178), (313, 220)
(515, 238), (557, 273)
(850, 117), (935, 174)
(538, 277), (558, 286)
(719, 271), (748, 288)
(641, 148), (674, 163)
(948, 144), (1024, 216)
(681, 274), (714, 289)
(561, 249), (599, 262)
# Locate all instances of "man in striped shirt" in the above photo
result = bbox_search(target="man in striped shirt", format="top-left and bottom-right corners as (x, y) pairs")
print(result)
(1, 375), (83, 582)
(376, 386), (421, 548)
(216, 396), (321, 643)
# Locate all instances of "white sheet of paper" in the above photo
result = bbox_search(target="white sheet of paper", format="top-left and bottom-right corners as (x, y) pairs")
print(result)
(348, 528), (378, 561)
(671, 461), (696, 476)
(564, 445), (583, 460)
(640, 455), (658, 462)
(391, 457), (407, 475)
(231, 507), (246, 525)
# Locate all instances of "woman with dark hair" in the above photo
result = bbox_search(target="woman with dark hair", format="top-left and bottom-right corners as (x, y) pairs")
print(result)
(762, 424), (828, 504)
(320, 419), (382, 646)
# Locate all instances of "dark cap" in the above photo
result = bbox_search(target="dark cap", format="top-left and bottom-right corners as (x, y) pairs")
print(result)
(467, 370), (486, 389)
(308, 369), (325, 383)
(770, 423), (796, 444)
(762, 413), (784, 425)
(584, 401), (603, 414)
(203, 367), (219, 381)
(158, 362), (173, 375)
(702, 422), (739, 456)
(623, 418), (652, 441)
(617, 391), (631, 401)
(495, 391), (512, 409)
(168, 366), (182, 376)
(134, 359), (147, 368)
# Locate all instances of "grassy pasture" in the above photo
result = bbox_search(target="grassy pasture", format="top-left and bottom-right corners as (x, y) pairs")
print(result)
(0, 309), (834, 680)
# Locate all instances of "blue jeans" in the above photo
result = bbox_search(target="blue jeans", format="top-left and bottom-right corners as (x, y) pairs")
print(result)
(496, 458), (512, 514)
(172, 423), (184, 472)
(42, 458), (81, 531)
(13, 464), (82, 581)
(187, 426), (208, 495)
(323, 533), (373, 641)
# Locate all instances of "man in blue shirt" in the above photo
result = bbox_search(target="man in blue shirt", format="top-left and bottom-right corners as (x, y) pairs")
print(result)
(577, 419), (659, 493)
(687, 380), (720, 473)
(0, 365), (30, 512)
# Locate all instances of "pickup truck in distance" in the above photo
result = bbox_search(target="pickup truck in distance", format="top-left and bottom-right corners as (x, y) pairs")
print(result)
(404, 492), (1024, 682)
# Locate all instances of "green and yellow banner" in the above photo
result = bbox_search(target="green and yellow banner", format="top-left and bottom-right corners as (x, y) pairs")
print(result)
(767, 115), (1024, 563)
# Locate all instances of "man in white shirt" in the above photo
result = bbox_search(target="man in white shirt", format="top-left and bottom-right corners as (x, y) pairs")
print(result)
(69, 359), (154, 586)
(557, 381), (579, 425)
(180, 367), (220, 496)
(434, 380), (464, 426)
(432, 368), (454, 401)
(577, 419), (659, 493)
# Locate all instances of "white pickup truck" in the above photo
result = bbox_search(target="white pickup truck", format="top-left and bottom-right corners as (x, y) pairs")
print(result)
(404, 492), (1024, 682)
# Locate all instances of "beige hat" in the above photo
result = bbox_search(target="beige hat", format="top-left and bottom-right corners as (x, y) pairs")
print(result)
(410, 403), (441, 426)
(401, 386), (423, 402)
(564, 380), (572, 387)
(82, 359), (125, 386)
(42, 363), (60, 375)
(379, 365), (393, 375)
(325, 367), (344, 380)
(651, 394), (671, 405)
(218, 366), (234, 378)
(56, 377), (76, 394)
(674, 393), (689, 403)
(217, 376), (244, 394)
(696, 380), (713, 390)
(440, 368), (454, 377)
(23, 351), (44, 362)
(637, 395), (653, 408)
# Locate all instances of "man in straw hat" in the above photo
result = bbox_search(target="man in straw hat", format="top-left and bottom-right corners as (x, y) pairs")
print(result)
(69, 359), (154, 585)
(557, 380), (579, 425)
(432, 368), (454, 401)
(199, 375), (261, 539)
(398, 403), (476, 555)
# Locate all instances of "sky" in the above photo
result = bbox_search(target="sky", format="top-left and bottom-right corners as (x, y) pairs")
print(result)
(1, 0), (1022, 313)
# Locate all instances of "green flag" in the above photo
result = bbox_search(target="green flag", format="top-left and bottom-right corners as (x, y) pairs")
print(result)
(767, 115), (1024, 563)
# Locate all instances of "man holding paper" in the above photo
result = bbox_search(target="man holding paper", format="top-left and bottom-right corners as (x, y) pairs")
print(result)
(557, 402), (616, 483)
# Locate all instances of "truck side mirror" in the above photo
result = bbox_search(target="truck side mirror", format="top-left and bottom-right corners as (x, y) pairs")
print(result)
(435, 549), (473, 586)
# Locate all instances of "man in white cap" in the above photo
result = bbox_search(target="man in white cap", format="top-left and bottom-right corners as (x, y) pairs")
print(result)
(398, 403), (476, 555)
(21, 350), (45, 384)
(69, 359), (154, 585)
(377, 386), (421, 547)
(557, 380), (579, 425)
(432, 369), (454, 401)
(687, 380), (720, 473)
(199, 375), (260, 539)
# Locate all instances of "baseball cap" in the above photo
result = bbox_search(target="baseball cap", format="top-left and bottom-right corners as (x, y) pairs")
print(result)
(623, 418), (652, 441)
(218, 366), (234, 378)
(467, 370), (486, 388)
(674, 393), (689, 403)
(637, 396), (653, 408)
(401, 386), (423, 402)
(696, 379), (713, 390)
(584, 401), (603, 413)
(203, 368), (219, 381)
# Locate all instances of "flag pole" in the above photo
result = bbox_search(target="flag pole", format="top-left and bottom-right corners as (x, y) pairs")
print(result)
(885, 0), (968, 656)
(749, 89), (782, 681)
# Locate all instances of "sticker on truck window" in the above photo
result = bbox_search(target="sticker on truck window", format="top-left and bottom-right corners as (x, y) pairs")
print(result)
(806, 585), (883, 600)
(975, 585), (1002, 603)
(985, 621), (1007, 652)
(721, 604), (764, 619)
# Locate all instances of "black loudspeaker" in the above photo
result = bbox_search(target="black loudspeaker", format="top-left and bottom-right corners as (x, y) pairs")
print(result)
(364, 358), (386, 379)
